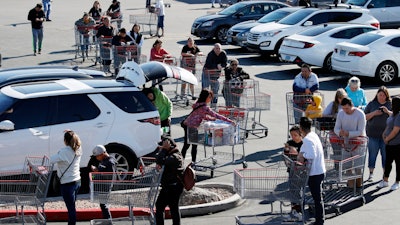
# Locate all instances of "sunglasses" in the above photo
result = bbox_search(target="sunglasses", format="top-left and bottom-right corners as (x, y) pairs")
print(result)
(231, 63), (238, 66)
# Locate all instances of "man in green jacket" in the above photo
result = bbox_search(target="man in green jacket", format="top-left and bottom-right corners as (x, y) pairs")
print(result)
(143, 87), (173, 136)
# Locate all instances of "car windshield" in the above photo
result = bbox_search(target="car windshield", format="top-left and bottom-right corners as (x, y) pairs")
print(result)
(344, 0), (368, 6)
(218, 2), (245, 15)
(278, 9), (316, 25)
(0, 93), (17, 119)
(299, 25), (336, 36)
(258, 10), (292, 23)
(349, 33), (384, 45)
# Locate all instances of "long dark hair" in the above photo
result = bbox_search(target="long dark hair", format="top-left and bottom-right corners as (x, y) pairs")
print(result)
(197, 89), (213, 103)
(373, 86), (391, 103)
(392, 97), (400, 116)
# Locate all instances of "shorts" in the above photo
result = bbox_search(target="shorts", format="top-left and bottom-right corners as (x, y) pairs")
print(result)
(158, 15), (164, 28)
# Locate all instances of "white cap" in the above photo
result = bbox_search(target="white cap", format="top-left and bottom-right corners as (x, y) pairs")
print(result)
(92, 145), (106, 156)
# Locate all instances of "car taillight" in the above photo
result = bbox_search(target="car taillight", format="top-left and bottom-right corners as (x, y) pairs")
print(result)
(303, 42), (315, 48)
(348, 51), (369, 57)
(371, 22), (380, 29)
(139, 117), (161, 125)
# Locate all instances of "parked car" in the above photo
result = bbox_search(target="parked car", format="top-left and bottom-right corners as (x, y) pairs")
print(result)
(279, 23), (377, 70)
(246, 7), (380, 57)
(191, 1), (289, 42)
(332, 29), (400, 83)
(227, 7), (301, 47)
(0, 65), (107, 88)
(335, 0), (400, 28)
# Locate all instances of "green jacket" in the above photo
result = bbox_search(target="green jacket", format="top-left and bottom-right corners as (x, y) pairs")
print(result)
(153, 87), (172, 121)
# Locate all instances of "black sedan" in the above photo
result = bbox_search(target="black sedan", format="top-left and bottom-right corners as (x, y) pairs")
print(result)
(191, 1), (289, 42)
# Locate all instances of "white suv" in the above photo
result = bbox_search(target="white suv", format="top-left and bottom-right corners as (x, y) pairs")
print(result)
(246, 7), (380, 57)
(0, 61), (196, 174)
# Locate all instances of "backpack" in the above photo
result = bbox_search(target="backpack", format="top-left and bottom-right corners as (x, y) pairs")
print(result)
(181, 163), (196, 191)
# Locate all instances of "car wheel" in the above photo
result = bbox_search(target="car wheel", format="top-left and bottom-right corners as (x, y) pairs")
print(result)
(375, 61), (398, 83)
(323, 53), (333, 72)
(106, 144), (138, 174)
(216, 26), (229, 43)
(274, 38), (284, 59)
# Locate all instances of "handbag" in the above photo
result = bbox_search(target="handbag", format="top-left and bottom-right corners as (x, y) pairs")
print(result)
(180, 105), (203, 129)
(52, 154), (77, 194)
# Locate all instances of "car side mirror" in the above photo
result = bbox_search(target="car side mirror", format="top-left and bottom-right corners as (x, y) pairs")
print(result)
(0, 120), (14, 131)
(367, 3), (374, 8)
(303, 21), (313, 26)
(235, 12), (244, 18)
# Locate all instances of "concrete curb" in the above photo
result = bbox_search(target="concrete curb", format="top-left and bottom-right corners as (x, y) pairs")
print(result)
(0, 182), (243, 222)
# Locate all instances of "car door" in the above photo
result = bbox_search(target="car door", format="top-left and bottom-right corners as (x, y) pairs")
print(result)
(0, 97), (51, 170)
(48, 94), (114, 167)
(367, 0), (400, 27)
(238, 4), (265, 22)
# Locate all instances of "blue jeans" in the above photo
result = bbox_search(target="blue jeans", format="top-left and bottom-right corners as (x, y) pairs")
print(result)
(32, 28), (43, 52)
(42, 0), (51, 20)
(308, 173), (325, 225)
(368, 136), (386, 169)
(61, 180), (81, 225)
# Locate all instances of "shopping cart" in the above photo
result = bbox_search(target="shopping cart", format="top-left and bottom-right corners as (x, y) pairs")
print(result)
(96, 36), (113, 73)
(113, 45), (144, 74)
(314, 117), (336, 149)
(188, 110), (247, 177)
(129, 14), (157, 36)
(74, 25), (98, 63)
(0, 156), (53, 225)
(315, 134), (368, 215)
(89, 162), (164, 225)
(179, 55), (204, 101)
(234, 156), (310, 225)
(202, 69), (223, 109)
(286, 92), (324, 138)
(108, 12), (123, 29)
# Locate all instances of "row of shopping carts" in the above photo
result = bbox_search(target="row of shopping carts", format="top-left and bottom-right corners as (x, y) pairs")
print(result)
(90, 157), (163, 225)
(0, 156), (53, 225)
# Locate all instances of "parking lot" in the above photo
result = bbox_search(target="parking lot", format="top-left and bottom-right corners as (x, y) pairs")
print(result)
(2, 0), (400, 224)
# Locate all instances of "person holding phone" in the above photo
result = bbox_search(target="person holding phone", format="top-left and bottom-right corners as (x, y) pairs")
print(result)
(364, 86), (392, 181)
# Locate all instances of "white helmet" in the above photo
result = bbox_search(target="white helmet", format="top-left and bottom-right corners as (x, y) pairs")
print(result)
(116, 61), (146, 86)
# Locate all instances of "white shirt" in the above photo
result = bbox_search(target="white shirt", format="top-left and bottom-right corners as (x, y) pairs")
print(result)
(334, 108), (366, 138)
(300, 131), (326, 176)
(156, 0), (165, 16)
(50, 146), (82, 184)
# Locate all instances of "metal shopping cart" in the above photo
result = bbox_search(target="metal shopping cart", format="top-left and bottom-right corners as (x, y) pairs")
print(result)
(179, 55), (205, 101)
(234, 156), (310, 225)
(74, 25), (98, 63)
(286, 92), (324, 138)
(113, 45), (146, 75)
(202, 69), (223, 109)
(314, 117), (336, 149)
(129, 14), (157, 36)
(0, 156), (53, 225)
(89, 160), (164, 225)
(108, 12), (123, 29)
(96, 36), (113, 73)
(188, 108), (247, 177)
(315, 134), (368, 215)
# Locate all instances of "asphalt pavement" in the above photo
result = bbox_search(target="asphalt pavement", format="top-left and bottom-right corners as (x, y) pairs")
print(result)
(1, 0), (400, 224)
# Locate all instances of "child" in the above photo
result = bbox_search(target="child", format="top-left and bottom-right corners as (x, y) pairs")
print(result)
(305, 95), (323, 119)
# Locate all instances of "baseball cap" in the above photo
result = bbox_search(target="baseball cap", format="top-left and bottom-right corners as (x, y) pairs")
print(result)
(92, 145), (106, 156)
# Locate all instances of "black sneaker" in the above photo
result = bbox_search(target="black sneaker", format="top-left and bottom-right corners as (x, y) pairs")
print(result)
(33, 51), (37, 56)
(38, 49), (41, 54)
(46, 19), (52, 22)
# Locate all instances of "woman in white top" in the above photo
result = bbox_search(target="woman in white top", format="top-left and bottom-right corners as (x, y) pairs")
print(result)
(50, 130), (82, 225)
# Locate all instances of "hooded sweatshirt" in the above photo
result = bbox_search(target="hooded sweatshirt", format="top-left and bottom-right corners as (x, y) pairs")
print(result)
(305, 95), (323, 119)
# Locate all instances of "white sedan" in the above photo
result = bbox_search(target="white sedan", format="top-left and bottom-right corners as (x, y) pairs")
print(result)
(332, 29), (400, 83)
(279, 23), (377, 71)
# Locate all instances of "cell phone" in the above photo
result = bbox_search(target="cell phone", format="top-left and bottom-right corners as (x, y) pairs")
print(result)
(380, 107), (384, 112)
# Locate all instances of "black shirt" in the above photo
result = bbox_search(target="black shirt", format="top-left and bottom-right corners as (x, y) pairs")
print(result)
(28, 8), (45, 29)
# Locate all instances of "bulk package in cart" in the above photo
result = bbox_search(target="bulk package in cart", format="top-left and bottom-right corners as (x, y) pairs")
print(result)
(129, 14), (157, 36)
(286, 92), (324, 138)
(234, 156), (310, 225)
(222, 79), (270, 138)
(188, 107), (247, 177)
(89, 157), (163, 225)
(316, 133), (368, 215)
(179, 55), (206, 102)
(74, 25), (98, 62)
(0, 156), (53, 225)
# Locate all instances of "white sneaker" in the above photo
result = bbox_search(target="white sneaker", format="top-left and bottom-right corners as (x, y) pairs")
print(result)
(367, 173), (373, 182)
(377, 180), (389, 188)
(391, 183), (399, 191)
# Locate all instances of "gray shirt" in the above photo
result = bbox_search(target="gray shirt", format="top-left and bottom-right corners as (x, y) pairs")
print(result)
(334, 107), (366, 138)
(364, 100), (391, 138)
(384, 114), (400, 145)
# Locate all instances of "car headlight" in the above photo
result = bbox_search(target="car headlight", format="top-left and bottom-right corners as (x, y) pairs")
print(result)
(262, 30), (281, 37)
(201, 21), (214, 27)
(239, 31), (249, 37)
